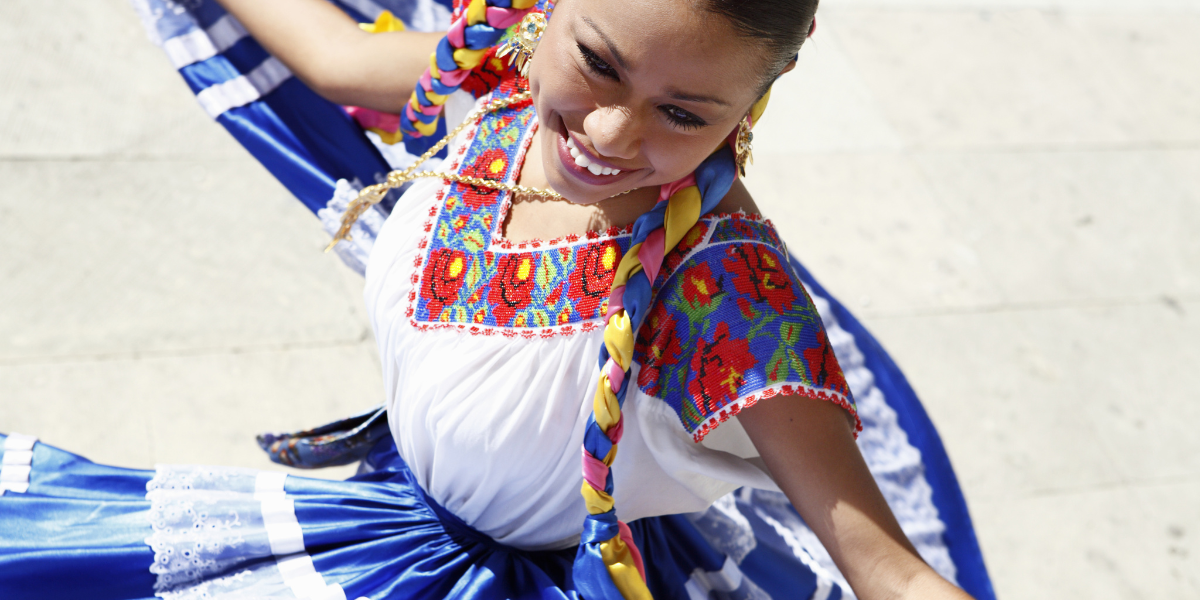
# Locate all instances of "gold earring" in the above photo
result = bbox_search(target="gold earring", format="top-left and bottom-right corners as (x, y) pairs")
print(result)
(734, 117), (754, 177)
(497, 13), (547, 78)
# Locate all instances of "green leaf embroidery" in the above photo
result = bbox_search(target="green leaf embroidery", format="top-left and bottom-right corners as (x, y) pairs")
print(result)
(462, 230), (485, 252)
(538, 252), (558, 291)
(765, 347), (788, 384)
(780, 321), (801, 345)
(465, 261), (482, 293)
(787, 348), (811, 385)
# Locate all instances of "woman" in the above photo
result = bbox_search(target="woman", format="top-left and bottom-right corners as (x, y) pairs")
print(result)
(0, 0), (989, 598)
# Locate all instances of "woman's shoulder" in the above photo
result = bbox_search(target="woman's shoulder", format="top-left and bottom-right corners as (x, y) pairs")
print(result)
(637, 205), (859, 444)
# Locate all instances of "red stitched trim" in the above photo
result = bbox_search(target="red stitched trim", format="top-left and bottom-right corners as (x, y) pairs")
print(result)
(689, 383), (862, 443)
(408, 317), (603, 338)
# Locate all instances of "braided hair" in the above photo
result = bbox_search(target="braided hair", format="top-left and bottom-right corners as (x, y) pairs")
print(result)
(391, 1), (819, 597)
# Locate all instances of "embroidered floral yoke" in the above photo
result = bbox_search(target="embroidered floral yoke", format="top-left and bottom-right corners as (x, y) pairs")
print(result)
(406, 80), (859, 447)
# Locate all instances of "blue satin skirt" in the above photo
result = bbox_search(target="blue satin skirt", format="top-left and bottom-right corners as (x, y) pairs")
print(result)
(0, 433), (841, 600)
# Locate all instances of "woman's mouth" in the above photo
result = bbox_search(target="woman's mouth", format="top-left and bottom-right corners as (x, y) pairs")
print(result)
(567, 137), (621, 176)
(555, 127), (635, 187)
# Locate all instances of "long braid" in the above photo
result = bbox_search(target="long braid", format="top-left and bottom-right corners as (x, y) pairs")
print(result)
(399, 0), (539, 140)
(574, 94), (773, 600)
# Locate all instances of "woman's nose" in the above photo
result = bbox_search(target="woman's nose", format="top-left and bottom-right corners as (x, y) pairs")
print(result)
(583, 106), (641, 161)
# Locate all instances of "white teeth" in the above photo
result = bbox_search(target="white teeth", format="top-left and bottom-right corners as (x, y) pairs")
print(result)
(566, 136), (622, 175)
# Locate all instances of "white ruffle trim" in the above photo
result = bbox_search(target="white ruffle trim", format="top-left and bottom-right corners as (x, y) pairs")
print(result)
(0, 432), (37, 494)
(318, 180), (389, 277)
(145, 466), (347, 600)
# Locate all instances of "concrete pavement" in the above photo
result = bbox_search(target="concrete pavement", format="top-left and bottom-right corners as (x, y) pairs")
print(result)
(2, 0), (1198, 596)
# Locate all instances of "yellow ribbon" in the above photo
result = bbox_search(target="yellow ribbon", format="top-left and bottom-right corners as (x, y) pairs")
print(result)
(662, 186), (702, 252)
(359, 10), (406, 33)
(611, 244), (644, 289)
(600, 537), (654, 600)
(603, 312), (634, 371)
(593, 374), (622, 431)
(581, 481), (615, 514)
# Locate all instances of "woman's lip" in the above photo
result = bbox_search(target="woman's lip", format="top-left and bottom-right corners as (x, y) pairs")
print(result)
(565, 131), (625, 172)
(555, 126), (637, 187)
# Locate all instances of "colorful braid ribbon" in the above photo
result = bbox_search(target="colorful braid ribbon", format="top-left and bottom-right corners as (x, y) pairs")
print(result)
(574, 90), (773, 598)
(345, 2), (538, 146)
(401, 0), (538, 139)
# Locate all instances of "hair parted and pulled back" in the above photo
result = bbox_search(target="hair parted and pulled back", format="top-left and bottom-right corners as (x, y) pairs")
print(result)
(704, 0), (819, 94)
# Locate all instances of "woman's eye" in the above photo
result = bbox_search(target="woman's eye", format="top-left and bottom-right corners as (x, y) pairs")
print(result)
(660, 105), (707, 130)
(577, 43), (618, 81)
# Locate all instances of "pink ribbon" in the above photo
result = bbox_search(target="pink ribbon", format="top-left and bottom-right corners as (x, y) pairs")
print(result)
(439, 67), (472, 86)
(604, 358), (624, 392)
(345, 107), (400, 132)
(606, 286), (625, 319)
(658, 173), (696, 202)
(486, 7), (526, 28)
(606, 417), (624, 444)
(617, 521), (647, 582)
(637, 229), (665, 284)
(447, 17), (468, 47)
(582, 448), (609, 491)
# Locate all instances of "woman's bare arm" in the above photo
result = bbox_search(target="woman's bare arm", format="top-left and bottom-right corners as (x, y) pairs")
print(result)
(738, 395), (974, 600)
(214, 0), (443, 111)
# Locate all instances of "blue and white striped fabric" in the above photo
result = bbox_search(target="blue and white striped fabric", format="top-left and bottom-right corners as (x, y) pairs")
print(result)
(129, 0), (453, 214)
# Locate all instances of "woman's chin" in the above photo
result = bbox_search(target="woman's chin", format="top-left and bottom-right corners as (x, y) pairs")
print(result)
(543, 169), (611, 206)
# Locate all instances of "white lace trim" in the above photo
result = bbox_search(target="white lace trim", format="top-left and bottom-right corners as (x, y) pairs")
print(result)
(318, 180), (390, 277)
(145, 466), (346, 599)
(1, 433), (37, 494)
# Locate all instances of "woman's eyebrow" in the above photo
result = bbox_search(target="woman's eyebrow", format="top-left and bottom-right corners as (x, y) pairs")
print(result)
(667, 90), (731, 107)
(581, 15), (629, 70)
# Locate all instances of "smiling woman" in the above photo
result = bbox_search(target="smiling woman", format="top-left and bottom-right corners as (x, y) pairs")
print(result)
(0, 0), (992, 599)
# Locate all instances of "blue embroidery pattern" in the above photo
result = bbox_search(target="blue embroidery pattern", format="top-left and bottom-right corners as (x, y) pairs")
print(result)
(635, 216), (860, 442)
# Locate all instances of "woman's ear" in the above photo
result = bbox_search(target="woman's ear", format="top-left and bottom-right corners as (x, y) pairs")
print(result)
(778, 58), (798, 77)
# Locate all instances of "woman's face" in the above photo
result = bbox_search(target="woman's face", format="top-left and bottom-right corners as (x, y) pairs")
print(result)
(527, 0), (769, 205)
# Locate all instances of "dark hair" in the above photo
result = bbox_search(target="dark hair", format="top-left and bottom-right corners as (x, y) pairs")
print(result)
(704, 0), (818, 94)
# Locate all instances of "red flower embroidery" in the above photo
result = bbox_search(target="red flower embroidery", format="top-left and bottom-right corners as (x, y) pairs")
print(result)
(688, 322), (755, 414)
(568, 240), (620, 319)
(488, 252), (538, 326)
(725, 218), (761, 241)
(460, 50), (510, 98)
(422, 248), (471, 319)
(680, 263), (722, 311)
(637, 311), (684, 396)
(803, 328), (848, 394)
(724, 244), (797, 314)
(460, 148), (509, 209)
(663, 221), (709, 274)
